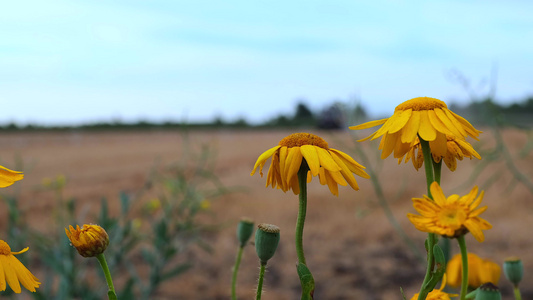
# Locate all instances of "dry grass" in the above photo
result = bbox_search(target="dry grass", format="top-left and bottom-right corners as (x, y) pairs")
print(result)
(0, 129), (531, 299)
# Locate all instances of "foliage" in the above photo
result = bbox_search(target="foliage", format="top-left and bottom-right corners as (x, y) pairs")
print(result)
(0, 136), (231, 299)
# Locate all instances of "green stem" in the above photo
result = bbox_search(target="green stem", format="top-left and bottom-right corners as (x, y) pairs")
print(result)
(457, 235), (468, 300)
(513, 286), (522, 300)
(256, 263), (266, 300)
(231, 246), (244, 300)
(417, 138), (438, 300)
(96, 253), (118, 300)
(296, 162), (309, 265)
(432, 160), (442, 185)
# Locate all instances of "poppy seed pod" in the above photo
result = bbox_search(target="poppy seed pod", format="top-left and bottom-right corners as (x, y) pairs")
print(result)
(503, 257), (523, 287)
(475, 282), (501, 300)
(237, 218), (254, 247)
(255, 223), (280, 265)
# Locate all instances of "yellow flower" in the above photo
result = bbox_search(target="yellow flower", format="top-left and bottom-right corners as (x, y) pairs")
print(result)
(407, 182), (491, 242)
(446, 253), (501, 288)
(0, 165), (24, 188)
(65, 224), (110, 257)
(401, 135), (481, 171)
(251, 132), (369, 196)
(410, 275), (457, 300)
(350, 97), (481, 160)
(0, 240), (40, 293)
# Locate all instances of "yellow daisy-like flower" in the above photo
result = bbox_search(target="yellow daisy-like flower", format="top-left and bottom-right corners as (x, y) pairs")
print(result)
(401, 135), (481, 171)
(0, 240), (40, 293)
(446, 253), (501, 288)
(350, 97), (481, 160)
(410, 275), (457, 300)
(407, 182), (491, 242)
(65, 224), (109, 258)
(251, 132), (370, 196)
(0, 165), (24, 188)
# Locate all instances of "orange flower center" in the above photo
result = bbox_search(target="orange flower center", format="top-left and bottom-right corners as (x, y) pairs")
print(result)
(278, 133), (329, 149)
(437, 205), (467, 230)
(395, 97), (447, 112)
(0, 240), (12, 255)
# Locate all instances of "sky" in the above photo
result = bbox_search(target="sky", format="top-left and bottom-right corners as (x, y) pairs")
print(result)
(1, 0), (532, 125)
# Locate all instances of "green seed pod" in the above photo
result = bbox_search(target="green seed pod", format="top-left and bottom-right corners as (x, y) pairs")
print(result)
(255, 223), (280, 264)
(237, 218), (254, 247)
(503, 257), (523, 287)
(475, 283), (501, 300)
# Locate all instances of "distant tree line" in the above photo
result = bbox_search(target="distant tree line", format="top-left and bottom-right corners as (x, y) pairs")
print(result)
(1, 96), (532, 131)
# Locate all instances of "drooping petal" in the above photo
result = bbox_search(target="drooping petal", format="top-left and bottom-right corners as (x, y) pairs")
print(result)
(285, 147), (303, 184)
(444, 109), (469, 137)
(300, 145), (320, 176)
(381, 131), (400, 159)
(0, 255), (21, 293)
(0, 166), (24, 188)
(401, 110), (420, 143)
(429, 132), (448, 158)
(250, 146), (280, 176)
(349, 118), (388, 130)
(464, 219), (485, 242)
(316, 147), (341, 172)
(388, 109), (412, 133)
(323, 171), (339, 196)
(418, 111), (437, 141)
(434, 108), (464, 138)
(428, 110), (454, 136)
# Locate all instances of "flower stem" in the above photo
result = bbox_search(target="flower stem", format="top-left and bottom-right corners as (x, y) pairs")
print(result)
(256, 263), (266, 300)
(296, 161), (315, 299)
(231, 246), (244, 300)
(417, 138), (438, 300)
(513, 286), (522, 300)
(96, 253), (118, 300)
(296, 162), (309, 265)
(457, 235), (469, 300)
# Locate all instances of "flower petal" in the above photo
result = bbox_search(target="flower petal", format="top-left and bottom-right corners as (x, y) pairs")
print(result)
(429, 182), (446, 206)
(401, 110), (420, 143)
(434, 108), (464, 138)
(388, 109), (412, 133)
(418, 111), (437, 141)
(250, 146), (280, 176)
(0, 255), (21, 293)
(300, 145), (320, 176)
(316, 147), (341, 172)
(349, 118), (388, 130)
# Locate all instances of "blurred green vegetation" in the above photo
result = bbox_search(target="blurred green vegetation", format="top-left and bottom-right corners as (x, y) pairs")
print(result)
(0, 134), (233, 299)
(1, 96), (533, 132)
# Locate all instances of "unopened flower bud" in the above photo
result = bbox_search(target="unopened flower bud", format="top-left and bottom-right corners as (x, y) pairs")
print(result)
(65, 224), (109, 257)
(475, 283), (501, 300)
(503, 257), (523, 287)
(237, 218), (254, 247)
(255, 223), (280, 264)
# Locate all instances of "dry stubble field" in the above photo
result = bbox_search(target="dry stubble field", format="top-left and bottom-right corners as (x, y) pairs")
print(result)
(0, 129), (531, 299)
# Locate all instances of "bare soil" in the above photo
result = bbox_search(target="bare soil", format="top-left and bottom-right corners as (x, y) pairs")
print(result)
(0, 129), (531, 299)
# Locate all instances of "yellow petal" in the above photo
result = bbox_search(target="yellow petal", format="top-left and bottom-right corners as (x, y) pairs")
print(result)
(429, 182), (446, 206)
(429, 132), (448, 158)
(318, 167), (327, 185)
(434, 108), (464, 138)
(330, 152), (360, 190)
(381, 131), (400, 159)
(324, 171), (339, 196)
(300, 145), (320, 176)
(388, 109), (412, 133)
(418, 111), (437, 141)
(401, 110), (420, 143)
(0, 255), (21, 293)
(329, 149), (366, 169)
(0, 165), (24, 188)
(427, 110), (454, 136)
(285, 147), (303, 184)
(444, 109), (469, 137)
(316, 147), (341, 172)
(449, 110), (480, 140)
(464, 219), (484, 242)
(250, 146), (280, 176)
(349, 118), (388, 130)
(0, 257), (5, 291)
(11, 258), (38, 292)
(371, 112), (401, 140)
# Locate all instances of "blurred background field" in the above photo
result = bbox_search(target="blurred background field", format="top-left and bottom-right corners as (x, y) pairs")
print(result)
(0, 108), (532, 298)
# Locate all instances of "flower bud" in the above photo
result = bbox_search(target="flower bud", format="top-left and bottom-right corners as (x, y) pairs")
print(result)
(236, 218), (254, 247)
(255, 223), (280, 264)
(65, 224), (109, 257)
(503, 257), (523, 287)
(475, 282), (501, 300)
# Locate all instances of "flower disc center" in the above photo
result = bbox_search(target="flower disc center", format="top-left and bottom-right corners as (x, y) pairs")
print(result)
(278, 133), (329, 149)
(437, 206), (467, 230)
(395, 97), (447, 112)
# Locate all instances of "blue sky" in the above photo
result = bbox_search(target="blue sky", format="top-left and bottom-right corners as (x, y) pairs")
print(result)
(1, 0), (532, 125)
